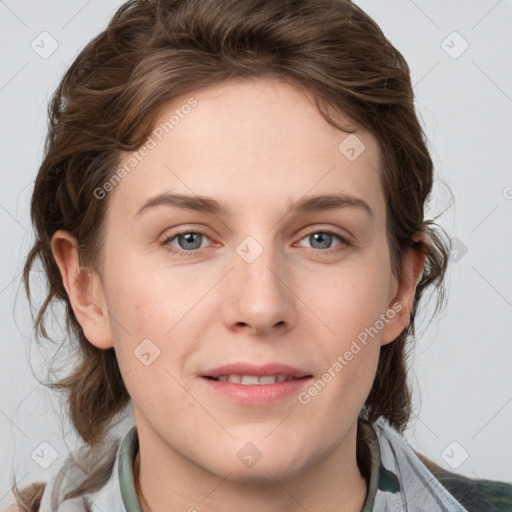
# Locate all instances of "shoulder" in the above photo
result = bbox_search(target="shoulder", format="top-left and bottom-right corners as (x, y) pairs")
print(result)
(414, 450), (512, 512)
(6, 427), (130, 512)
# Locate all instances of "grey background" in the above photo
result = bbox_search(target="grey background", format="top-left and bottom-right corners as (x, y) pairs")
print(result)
(1, 0), (511, 505)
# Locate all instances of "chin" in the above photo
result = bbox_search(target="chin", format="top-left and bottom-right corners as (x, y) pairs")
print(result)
(214, 463), (305, 486)
(201, 447), (308, 485)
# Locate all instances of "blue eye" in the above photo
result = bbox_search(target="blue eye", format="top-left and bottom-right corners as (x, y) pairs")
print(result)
(161, 229), (351, 257)
(296, 230), (350, 253)
(163, 231), (210, 256)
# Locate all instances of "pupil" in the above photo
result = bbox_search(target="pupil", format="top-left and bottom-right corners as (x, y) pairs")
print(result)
(311, 232), (331, 249)
(179, 233), (202, 250)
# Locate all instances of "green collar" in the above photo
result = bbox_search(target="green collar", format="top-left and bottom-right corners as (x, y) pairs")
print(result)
(118, 426), (143, 512)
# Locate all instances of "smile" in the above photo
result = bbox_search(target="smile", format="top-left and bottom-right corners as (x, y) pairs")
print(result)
(208, 374), (299, 384)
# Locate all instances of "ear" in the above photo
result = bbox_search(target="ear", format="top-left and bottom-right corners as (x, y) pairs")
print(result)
(380, 232), (428, 346)
(51, 230), (113, 349)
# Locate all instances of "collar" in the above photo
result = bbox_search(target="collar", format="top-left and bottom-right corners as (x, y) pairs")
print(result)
(364, 417), (468, 511)
(117, 426), (143, 512)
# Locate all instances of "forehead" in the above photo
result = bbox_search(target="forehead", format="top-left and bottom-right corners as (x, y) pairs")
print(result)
(110, 77), (384, 224)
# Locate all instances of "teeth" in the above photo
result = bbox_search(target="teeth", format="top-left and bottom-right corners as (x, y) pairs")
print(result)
(241, 375), (259, 385)
(260, 375), (279, 384)
(216, 374), (291, 385)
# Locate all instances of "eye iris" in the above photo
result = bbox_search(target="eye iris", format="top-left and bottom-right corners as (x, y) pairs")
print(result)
(310, 232), (332, 249)
(178, 233), (202, 250)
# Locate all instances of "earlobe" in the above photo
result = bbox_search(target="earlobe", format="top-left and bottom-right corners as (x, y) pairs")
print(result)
(51, 230), (113, 349)
(380, 232), (428, 346)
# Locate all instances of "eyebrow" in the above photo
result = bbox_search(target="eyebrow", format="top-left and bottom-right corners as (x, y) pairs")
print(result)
(135, 192), (373, 219)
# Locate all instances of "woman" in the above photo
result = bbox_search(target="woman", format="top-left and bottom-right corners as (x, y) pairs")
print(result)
(9, 0), (512, 510)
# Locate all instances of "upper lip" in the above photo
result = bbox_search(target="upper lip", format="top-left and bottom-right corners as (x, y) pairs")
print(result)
(202, 363), (312, 379)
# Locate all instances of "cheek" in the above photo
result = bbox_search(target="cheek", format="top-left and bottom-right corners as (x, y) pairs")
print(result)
(303, 305), (382, 421)
(297, 256), (391, 403)
(109, 280), (169, 334)
(103, 261), (214, 379)
(103, 251), (203, 336)
(306, 258), (393, 340)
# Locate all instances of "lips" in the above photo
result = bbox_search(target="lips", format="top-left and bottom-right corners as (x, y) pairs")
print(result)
(212, 375), (293, 384)
(202, 362), (312, 380)
(200, 363), (314, 405)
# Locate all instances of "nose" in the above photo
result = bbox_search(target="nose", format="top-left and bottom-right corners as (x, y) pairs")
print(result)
(219, 239), (297, 337)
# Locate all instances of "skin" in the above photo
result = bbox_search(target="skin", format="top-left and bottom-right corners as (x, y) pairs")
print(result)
(52, 77), (426, 512)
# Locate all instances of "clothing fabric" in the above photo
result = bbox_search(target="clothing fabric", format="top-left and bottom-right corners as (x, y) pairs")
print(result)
(35, 417), (478, 511)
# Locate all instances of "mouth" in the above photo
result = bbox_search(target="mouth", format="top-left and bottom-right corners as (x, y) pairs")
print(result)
(203, 374), (311, 385)
(200, 363), (313, 404)
(201, 362), (312, 382)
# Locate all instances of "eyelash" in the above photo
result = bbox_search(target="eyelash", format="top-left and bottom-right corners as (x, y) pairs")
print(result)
(161, 228), (351, 257)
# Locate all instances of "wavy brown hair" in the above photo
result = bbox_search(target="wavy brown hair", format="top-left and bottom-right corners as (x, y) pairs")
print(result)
(11, 0), (451, 509)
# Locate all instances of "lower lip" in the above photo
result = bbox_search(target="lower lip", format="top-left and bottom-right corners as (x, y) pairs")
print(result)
(200, 376), (313, 405)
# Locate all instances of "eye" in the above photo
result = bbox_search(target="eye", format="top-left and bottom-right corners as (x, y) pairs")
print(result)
(295, 229), (351, 253)
(161, 228), (351, 257)
(162, 231), (212, 256)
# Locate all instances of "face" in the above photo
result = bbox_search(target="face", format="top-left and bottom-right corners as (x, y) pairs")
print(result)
(70, 78), (416, 484)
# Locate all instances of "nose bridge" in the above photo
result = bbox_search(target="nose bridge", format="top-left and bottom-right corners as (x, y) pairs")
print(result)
(221, 234), (296, 334)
